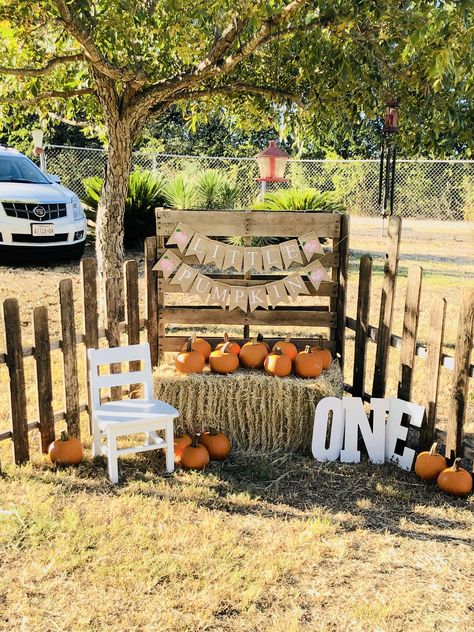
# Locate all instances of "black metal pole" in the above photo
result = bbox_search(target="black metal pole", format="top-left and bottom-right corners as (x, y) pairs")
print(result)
(377, 138), (385, 206)
(383, 145), (391, 212)
(389, 145), (397, 215)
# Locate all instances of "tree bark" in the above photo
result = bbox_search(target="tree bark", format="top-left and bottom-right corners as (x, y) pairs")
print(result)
(95, 118), (133, 320)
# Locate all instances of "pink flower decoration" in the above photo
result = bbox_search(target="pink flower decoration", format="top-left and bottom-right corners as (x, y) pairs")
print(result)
(309, 268), (325, 283)
(175, 231), (189, 246)
(160, 258), (175, 272)
(304, 239), (319, 255)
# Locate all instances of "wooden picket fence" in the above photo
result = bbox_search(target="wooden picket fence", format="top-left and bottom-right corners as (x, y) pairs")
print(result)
(0, 215), (473, 467)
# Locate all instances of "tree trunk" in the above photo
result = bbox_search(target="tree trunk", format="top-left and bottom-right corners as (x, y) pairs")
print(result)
(96, 118), (133, 320)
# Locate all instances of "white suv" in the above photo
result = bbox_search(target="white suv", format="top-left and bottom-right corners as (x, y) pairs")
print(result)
(0, 147), (87, 260)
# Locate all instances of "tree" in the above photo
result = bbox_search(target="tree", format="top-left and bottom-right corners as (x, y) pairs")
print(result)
(1, 0), (473, 313)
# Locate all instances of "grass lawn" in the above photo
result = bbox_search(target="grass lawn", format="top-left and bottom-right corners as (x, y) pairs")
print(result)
(0, 217), (473, 631)
(1, 451), (473, 631)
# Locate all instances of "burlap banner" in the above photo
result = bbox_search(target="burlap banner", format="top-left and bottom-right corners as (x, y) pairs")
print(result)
(156, 224), (331, 313)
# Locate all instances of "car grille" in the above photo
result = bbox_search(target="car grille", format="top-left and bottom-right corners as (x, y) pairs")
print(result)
(12, 233), (68, 243)
(3, 202), (67, 221)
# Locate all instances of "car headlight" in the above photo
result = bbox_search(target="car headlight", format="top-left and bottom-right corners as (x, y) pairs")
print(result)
(71, 196), (85, 220)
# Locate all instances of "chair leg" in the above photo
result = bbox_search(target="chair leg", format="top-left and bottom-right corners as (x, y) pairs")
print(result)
(107, 431), (119, 484)
(164, 419), (175, 473)
(92, 421), (102, 458)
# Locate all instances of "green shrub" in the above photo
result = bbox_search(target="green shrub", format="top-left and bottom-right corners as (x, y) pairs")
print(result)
(82, 170), (167, 247)
(163, 169), (238, 210)
(253, 188), (344, 213)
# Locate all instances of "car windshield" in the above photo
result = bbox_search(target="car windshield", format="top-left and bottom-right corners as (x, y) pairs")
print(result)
(0, 155), (51, 184)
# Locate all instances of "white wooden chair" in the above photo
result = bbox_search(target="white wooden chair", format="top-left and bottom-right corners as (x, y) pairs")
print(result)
(88, 342), (178, 484)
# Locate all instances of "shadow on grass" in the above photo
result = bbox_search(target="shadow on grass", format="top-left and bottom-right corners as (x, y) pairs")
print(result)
(16, 450), (474, 546)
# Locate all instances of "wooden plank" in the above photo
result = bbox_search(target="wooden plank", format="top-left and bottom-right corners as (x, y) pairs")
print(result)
(158, 247), (340, 269)
(105, 277), (123, 401)
(156, 209), (341, 238)
(145, 236), (159, 366)
(162, 336), (336, 353)
(156, 235), (166, 363)
(125, 260), (141, 398)
(59, 279), (81, 439)
(372, 216), (402, 398)
(80, 258), (98, 432)
(33, 306), (55, 453)
(419, 297), (447, 450)
(162, 277), (338, 297)
(446, 288), (474, 460)
(335, 215), (350, 367)
(163, 307), (336, 327)
(397, 265), (423, 401)
(352, 255), (372, 398)
(3, 298), (29, 464)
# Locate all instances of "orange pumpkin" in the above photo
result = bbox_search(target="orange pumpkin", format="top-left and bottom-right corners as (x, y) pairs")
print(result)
(239, 337), (268, 369)
(437, 458), (473, 496)
(48, 430), (83, 465)
(199, 429), (231, 460)
(174, 434), (192, 464)
(192, 337), (211, 361)
(414, 442), (447, 481)
(216, 332), (241, 356)
(311, 335), (332, 370)
(272, 334), (298, 361)
(175, 337), (205, 374)
(264, 346), (292, 377)
(210, 342), (240, 374)
(294, 346), (322, 378)
(181, 435), (210, 470)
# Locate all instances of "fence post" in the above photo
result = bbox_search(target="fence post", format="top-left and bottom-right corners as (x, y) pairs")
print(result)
(419, 297), (447, 450)
(352, 255), (372, 397)
(105, 277), (123, 401)
(335, 215), (350, 369)
(33, 306), (55, 453)
(372, 216), (402, 398)
(124, 259), (141, 397)
(397, 265), (423, 401)
(445, 288), (474, 460)
(59, 279), (81, 439)
(81, 258), (99, 432)
(3, 299), (29, 464)
(145, 236), (159, 366)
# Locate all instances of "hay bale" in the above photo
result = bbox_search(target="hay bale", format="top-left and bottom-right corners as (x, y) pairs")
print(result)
(153, 361), (343, 453)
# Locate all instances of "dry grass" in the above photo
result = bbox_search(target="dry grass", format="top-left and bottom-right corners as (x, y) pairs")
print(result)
(153, 361), (343, 452)
(1, 447), (473, 631)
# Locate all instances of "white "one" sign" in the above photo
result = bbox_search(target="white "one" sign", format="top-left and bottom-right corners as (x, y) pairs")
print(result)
(311, 396), (424, 470)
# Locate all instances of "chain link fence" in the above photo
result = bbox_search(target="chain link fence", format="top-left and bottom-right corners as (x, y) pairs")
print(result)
(44, 145), (474, 221)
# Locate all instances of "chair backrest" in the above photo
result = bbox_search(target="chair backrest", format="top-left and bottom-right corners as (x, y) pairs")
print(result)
(88, 343), (153, 410)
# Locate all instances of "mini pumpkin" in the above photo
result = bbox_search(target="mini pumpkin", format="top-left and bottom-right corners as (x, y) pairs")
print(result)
(436, 458), (473, 496)
(175, 337), (205, 374)
(272, 334), (298, 361)
(192, 337), (212, 361)
(181, 435), (210, 470)
(199, 429), (231, 460)
(216, 332), (241, 356)
(311, 335), (332, 370)
(239, 336), (268, 369)
(174, 433), (192, 464)
(264, 346), (292, 377)
(414, 442), (447, 481)
(48, 430), (83, 465)
(256, 333), (270, 352)
(210, 342), (240, 374)
(294, 345), (322, 379)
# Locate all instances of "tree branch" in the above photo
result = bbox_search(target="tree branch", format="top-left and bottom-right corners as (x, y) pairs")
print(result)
(47, 112), (89, 127)
(0, 88), (95, 106)
(164, 82), (304, 106)
(195, 13), (250, 75)
(53, 0), (146, 84)
(135, 0), (309, 110)
(0, 54), (85, 77)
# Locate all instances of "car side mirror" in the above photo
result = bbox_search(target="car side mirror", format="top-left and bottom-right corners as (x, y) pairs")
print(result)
(48, 173), (61, 184)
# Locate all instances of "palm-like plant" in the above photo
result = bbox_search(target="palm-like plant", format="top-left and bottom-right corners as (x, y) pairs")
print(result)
(163, 170), (239, 210)
(253, 188), (344, 213)
(82, 170), (167, 246)
(162, 174), (198, 209)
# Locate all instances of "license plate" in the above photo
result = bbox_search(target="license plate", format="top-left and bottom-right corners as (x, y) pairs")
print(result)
(31, 224), (55, 237)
